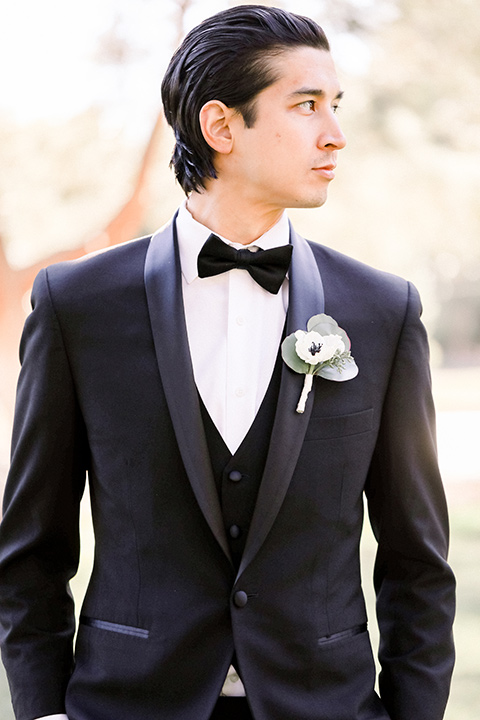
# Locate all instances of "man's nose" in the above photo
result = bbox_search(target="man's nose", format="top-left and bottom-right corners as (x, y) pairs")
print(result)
(319, 112), (347, 150)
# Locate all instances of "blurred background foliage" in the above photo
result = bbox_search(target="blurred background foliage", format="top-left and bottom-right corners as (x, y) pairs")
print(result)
(0, 1), (479, 718)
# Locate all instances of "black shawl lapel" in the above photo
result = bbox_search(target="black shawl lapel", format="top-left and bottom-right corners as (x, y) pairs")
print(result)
(237, 226), (325, 579)
(144, 217), (232, 564)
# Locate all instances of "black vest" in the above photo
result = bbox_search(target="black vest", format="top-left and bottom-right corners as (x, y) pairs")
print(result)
(199, 353), (283, 570)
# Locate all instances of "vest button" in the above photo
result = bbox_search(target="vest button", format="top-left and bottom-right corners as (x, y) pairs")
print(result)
(228, 470), (243, 482)
(229, 524), (241, 539)
(233, 591), (248, 608)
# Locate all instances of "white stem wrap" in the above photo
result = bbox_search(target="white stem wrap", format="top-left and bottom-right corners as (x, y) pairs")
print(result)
(296, 373), (313, 413)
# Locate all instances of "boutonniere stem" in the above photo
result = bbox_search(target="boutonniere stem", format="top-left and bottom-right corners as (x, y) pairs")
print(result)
(281, 314), (359, 413)
(297, 373), (314, 414)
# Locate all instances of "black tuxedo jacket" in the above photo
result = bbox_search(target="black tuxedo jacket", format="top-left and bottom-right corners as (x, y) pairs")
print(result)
(0, 218), (455, 720)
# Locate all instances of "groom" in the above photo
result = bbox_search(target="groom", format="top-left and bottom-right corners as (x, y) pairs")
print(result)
(0, 6), (455, 720)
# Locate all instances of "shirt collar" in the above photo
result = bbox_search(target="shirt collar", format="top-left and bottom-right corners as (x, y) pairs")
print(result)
(176, 200), (290, 285)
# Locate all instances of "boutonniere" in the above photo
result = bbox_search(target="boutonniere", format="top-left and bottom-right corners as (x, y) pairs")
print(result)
(281, 314), (359, 413)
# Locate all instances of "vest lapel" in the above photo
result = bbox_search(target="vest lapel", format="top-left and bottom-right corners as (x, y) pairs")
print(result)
(144, 217), (232, 564)
(237, 226), (325, 579)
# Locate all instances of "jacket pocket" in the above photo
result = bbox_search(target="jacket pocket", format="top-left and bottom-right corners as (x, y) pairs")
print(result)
(317, 622), (367, 646)
(306, 408), (373, 440)
(80, 615), (149, 639)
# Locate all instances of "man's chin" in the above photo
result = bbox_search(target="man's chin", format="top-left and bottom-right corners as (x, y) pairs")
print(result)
(290, 193), (329, 210)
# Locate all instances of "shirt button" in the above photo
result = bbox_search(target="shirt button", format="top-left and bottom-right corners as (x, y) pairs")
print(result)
(229, 471), (242, 482)
(235, 388), (244, 398)
(236, 316), (245, 326)
(233, 591), (248, 608)
(229, 524), (241, 539)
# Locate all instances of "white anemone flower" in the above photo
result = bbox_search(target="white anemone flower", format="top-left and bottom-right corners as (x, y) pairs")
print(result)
(294, 330), (345, 365)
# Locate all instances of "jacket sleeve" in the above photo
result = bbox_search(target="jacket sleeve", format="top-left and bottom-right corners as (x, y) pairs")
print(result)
(0, 268), (87, 720)
(365, 282), (455, 720)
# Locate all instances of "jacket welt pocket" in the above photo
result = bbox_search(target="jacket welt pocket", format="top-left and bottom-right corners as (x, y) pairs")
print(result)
(317, 622), (367, 646)
(80, 615), (149, 639)
(306, 408), (373, 440)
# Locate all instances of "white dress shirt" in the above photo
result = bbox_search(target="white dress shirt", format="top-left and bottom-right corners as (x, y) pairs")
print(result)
(34, 204), (290, 718)
(177, 201), (289, 453)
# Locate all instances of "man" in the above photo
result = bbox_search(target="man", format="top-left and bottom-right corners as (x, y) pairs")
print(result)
(0, 6), (455, 720)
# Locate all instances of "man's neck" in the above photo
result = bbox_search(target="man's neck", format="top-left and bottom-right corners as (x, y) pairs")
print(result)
(186, 187), (284, 246)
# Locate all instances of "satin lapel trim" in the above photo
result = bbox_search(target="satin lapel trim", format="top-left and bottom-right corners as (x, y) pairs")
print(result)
(144, 218), (232, 564)
(237, 227), (325, 578)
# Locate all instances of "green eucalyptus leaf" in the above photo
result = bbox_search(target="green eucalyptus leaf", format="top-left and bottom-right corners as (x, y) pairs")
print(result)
(316, 358), (359, 381)
(307, 313), (339, 333)
(308, 314), (351, 351)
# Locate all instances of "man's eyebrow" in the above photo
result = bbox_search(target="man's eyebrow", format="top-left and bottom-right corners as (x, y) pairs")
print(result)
(288, 88), (344, 101)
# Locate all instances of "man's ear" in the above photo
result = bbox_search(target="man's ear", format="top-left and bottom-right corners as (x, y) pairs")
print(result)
(199, 100), (237, 154)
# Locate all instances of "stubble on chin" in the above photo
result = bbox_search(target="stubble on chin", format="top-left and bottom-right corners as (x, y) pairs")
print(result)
(291, 191), (330, 210)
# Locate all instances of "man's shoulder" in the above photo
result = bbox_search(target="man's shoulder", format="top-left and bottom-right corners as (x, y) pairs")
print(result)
(30, 233), (154, 316)
(48, 229), (157, 290)
(47, 233), (152, 283)
(307, 239), (406, 288)
(306, 239), (412, 311)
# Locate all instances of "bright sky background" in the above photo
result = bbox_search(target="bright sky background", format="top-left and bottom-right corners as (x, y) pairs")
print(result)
(0, 0), (373, 136)
(0, 0), (176, 134)
(1, 1), (114, 121)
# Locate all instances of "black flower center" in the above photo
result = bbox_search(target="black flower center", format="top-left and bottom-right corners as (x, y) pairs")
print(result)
(309, 342), (323, 356)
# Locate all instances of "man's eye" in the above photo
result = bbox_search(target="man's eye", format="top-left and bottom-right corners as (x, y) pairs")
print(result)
(332, 104), (341, 114)
(299, 100), (315, 111)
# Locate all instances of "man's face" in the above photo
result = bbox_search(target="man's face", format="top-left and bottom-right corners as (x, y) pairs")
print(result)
(225, 46), (346, 212)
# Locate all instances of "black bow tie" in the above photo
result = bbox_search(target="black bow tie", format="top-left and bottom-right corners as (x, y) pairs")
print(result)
(197, 233), (293, 294)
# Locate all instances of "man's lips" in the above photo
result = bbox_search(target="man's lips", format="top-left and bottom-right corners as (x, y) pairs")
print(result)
(313, 164), (337, 180)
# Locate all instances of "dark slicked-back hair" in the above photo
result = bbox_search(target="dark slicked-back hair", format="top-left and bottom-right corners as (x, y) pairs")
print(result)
(161, 5), (330, 194)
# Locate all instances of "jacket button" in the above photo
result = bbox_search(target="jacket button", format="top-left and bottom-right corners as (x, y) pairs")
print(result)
(229, 524), (241, 539)
(229, 470), (242, 482)
(233, 591), (248, 608)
